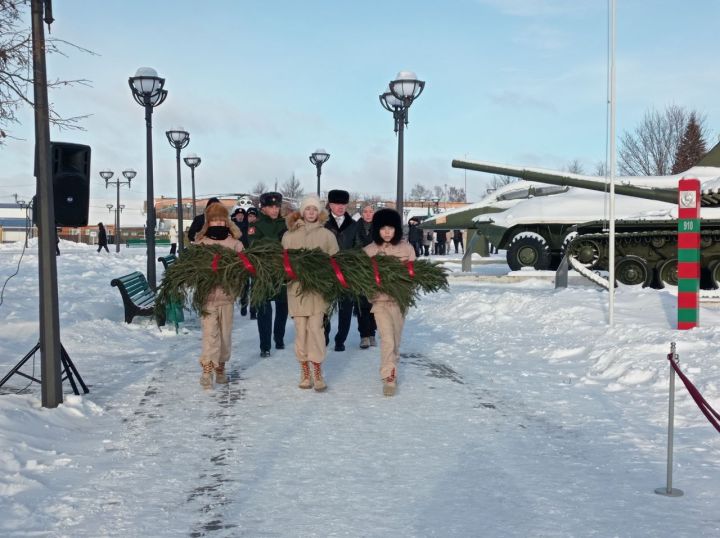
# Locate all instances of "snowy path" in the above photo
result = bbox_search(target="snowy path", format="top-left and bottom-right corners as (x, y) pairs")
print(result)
(1, 247), (720, 536)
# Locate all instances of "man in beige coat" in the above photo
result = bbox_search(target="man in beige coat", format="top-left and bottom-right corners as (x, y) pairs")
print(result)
(282, 194), (339, 391)
(194, 203), (244, 387)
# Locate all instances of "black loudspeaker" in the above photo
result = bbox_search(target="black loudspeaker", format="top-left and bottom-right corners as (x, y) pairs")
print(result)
(50, 142), (91, 227)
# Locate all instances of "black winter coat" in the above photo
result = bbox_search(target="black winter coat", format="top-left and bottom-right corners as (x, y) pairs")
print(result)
(325, 212), (359, 250)
(356, 220), (373, 247)
(408, 223), (423, 243)
(187, 214), (205, 243)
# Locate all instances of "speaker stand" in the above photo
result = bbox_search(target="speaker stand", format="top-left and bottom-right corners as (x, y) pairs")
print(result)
(0, 342), (89, 396)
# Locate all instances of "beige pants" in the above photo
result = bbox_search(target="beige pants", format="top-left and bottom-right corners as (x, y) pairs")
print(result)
(200, 302), (234, 367)
(293, 313), (327, 364)
(371, 300), (405, 379)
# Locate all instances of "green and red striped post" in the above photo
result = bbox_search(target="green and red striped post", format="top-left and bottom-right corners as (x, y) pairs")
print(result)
(677, 178), (700, 330)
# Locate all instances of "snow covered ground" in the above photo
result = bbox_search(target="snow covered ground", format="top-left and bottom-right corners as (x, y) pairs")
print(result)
(1, 240), (719, 537)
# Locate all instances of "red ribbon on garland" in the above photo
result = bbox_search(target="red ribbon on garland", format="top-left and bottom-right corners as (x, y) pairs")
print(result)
(211, 253), (221, 272)
(330, 258), (349, 288)
(406, 260), (415, 278)
(237, 252), (257, 276)
(283, 249), (298, 280)
(371, 258), (381, 287)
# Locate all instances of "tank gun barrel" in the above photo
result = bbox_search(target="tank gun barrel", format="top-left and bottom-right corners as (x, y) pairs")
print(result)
(451, 159), (678, 205)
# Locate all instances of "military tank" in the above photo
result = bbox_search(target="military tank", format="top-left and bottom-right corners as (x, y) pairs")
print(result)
(451, 141), (720, 288)
(470, 187), (676, 272)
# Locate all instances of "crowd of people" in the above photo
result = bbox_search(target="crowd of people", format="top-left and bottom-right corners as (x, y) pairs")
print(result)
(94, 190), (463, 396)
(182, 189), (417, 397)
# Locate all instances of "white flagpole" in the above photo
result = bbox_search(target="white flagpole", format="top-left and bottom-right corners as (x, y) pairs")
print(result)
(608, 0), (617, 326)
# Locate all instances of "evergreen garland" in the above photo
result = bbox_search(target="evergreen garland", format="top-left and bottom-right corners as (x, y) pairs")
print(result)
(155, 242), (448, 318)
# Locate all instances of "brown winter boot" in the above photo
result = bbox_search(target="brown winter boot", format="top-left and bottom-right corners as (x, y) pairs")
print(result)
(312, 362), (327, 392)
(200, 362), (214, 389)
(215, 362), (228, 384)
(383, 369), (397, 397)
(298, 361), (312, 389)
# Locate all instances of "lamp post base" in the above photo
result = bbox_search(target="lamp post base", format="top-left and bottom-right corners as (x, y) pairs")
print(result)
(654, 487), (683, 497)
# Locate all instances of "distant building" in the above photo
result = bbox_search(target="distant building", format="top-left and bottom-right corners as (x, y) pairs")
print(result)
(0, 203), (31, 243)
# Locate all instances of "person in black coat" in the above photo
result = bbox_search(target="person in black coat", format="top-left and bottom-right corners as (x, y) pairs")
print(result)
(97, 222), (109, 253)
(452, 229), (464, 254)
(188, 197), (220, 243)
(324, 189), (360, 351)
(355, 204), (377, 349)
(407, 218), (423, 257)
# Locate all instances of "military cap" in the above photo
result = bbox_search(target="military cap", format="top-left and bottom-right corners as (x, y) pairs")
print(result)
(259, 191), (283, 207)
(246, 207), (259, 216)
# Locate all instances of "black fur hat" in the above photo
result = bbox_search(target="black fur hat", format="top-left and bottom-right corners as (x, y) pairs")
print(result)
(371, 208), (403, 245)
(327, 189), (350, 204)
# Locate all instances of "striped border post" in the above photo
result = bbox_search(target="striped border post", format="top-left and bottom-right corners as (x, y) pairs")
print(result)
(677, 178), (700, 330)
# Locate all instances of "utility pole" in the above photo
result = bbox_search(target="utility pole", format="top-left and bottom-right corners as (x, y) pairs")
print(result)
(32, 0), (62, 408)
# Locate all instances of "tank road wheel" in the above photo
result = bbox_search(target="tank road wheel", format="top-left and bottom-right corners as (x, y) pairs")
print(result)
(658, 258), (678, 288)
(615, 255), (651, 287)
(709, 260), (720, 289)
(506, 233), (551, 271)
(569, 238), (601, 268)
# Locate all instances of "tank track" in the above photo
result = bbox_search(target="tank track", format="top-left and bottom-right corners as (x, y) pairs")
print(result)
(566, 229), (720, 300)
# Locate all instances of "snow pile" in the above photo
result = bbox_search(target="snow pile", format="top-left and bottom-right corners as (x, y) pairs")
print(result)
(0, 245), (718, 536)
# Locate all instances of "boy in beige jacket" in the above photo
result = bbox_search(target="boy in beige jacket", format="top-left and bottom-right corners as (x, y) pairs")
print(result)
(363, 208), (416, 396)
(282, 195), (339, 391)
(194, 203), (244, 387)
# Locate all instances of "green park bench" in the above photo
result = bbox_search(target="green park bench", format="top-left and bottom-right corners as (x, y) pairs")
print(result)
(157, 254), (177, 271)
(110, 271), (164, 325)
(126, 238), (171, 248)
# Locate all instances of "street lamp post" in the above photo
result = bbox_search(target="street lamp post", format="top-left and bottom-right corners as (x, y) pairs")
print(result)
(183, 153), (201, 218)
(309, 149), (330, 197)
(379, 71), (425, 217)
(166, 128), (190, 252)
(431, 196), (440, 214)
(128, 67), (167, 290)
(100, 169), (135, 252)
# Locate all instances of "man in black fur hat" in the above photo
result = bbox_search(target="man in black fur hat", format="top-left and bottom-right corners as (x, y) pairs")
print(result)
(324, 189), (360, 351)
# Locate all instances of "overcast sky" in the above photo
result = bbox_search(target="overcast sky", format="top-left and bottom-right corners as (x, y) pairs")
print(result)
(2, 0), (719, 222)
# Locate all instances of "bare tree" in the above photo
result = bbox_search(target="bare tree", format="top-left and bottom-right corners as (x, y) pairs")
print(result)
(446, 185), (466, 202)
(489, 174), (517, 190)
(409, 183), (432, 200)
(280, 172), (304, 200)
(618, 105), (708, 176)
(251, 181), (267, 195)
(0, 0), (93, 143)
(564, 159), (585, 174)
(594, 161), (608, 177)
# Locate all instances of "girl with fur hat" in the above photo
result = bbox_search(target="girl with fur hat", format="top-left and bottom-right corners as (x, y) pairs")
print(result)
(281, 194), (339, 391)
(363, 208), (416, 396)
(194, 203), (244, 388)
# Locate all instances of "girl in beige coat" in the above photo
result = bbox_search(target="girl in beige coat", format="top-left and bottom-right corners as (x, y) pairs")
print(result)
(194, 203), (244, 387)
(281, 194), (339, 391)
(363, 208), (416, 396)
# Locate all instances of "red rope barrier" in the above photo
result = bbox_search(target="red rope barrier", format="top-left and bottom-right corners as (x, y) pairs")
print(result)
(668, 354), (720, 434)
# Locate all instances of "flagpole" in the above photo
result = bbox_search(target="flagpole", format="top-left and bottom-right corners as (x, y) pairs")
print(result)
(608, 0), (617, 326)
